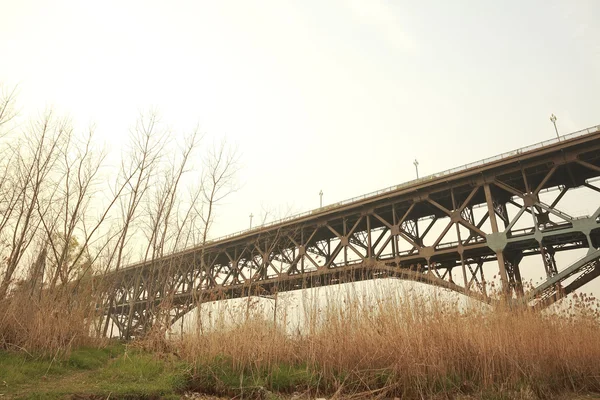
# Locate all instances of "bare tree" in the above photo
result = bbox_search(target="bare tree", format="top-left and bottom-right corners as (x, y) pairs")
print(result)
(102, 111), (168, 336)
(191, 140), (239, 325)
(196, 139), (239, 246)
(0, 112), (67, 299)
(33, 127), (111, 287)
(0, 84), (18, 133)
(142, 127), (201, 261)
(124, 127), (202, 337)
(119, 137), (240, 338)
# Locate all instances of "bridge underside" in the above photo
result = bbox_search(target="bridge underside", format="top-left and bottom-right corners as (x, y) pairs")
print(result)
(103, 127), (600, 338)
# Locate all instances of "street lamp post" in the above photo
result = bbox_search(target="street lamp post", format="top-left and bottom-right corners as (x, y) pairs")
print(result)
(550, 114), (559, 139)
(249, 213), (253, 229)
(319, 190), (323, 208)
(413, 159), (419, 179)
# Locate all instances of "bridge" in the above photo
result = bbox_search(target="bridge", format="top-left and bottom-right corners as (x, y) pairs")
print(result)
(102, 125), (600, 338)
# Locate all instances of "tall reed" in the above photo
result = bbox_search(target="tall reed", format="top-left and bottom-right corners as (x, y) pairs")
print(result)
(176, 283), (600, 398)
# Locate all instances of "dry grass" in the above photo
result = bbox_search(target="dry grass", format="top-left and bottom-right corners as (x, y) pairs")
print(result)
(1, 276), (600, 399)
(175, 284), (600, 398)
(0, 281), (102, 355)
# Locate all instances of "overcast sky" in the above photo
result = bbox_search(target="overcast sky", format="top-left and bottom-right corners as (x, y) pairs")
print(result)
(2, 1), (600, 294)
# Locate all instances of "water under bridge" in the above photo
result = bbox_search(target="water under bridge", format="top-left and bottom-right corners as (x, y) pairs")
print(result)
(102, 125), (600, 338)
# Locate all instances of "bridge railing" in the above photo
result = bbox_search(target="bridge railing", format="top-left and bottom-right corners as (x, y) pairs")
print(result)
(201, 125), (600, 245)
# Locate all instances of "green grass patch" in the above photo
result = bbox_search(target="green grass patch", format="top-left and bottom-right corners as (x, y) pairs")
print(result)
(191, 357), (265, 395)
(267, 363), (316, 392)
(67, 343), (124, 370)
(0, 343), (190, 399)
(189, 357), (316, 397)
(0, 351), (70, 388)
(94, 350), (189, 397)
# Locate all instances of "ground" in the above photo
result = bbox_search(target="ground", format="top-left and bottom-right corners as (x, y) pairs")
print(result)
(0, 344), (188, 399)
(1, 344), (600, 399)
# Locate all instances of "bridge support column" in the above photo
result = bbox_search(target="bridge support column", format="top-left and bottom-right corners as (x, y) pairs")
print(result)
(505, 251), (524, 297)
(484, 184), (509, 293)
(124, 274), (142, 340)
(540, 245), (558, 277)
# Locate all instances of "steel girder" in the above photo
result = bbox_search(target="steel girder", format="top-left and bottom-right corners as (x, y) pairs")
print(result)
(103, 128), (600, 338)
(524, 249), (600, 309)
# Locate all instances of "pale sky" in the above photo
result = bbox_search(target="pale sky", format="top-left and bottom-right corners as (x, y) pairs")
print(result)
(2, 1), (600, 294)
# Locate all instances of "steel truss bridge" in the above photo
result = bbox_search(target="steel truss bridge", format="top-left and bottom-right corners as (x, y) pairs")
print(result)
(104, 125), (600, 338)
